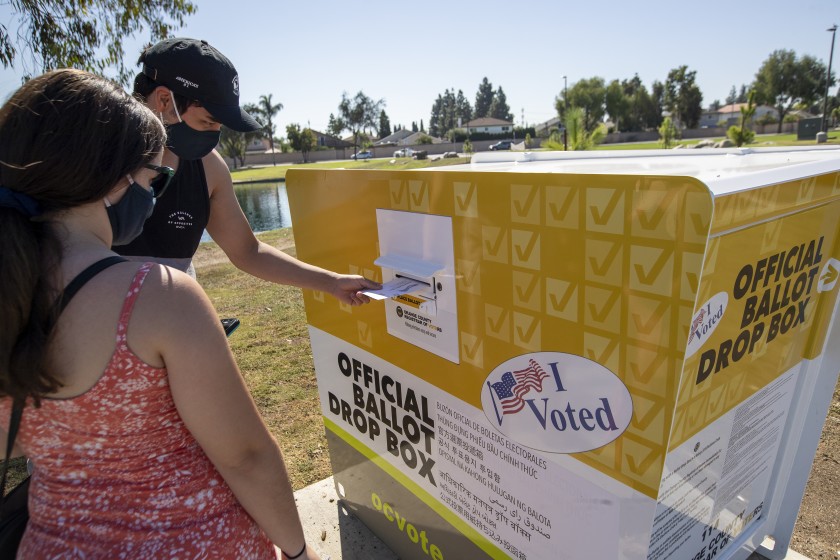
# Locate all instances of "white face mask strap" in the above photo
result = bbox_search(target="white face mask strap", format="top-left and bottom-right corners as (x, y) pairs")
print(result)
(169, 90), (183, 123)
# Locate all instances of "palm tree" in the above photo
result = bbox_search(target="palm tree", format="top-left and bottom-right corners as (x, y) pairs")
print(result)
(257, 94), (284, 165)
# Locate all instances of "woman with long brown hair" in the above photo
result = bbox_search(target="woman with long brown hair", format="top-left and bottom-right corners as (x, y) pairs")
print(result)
(0, 69), (320, 560)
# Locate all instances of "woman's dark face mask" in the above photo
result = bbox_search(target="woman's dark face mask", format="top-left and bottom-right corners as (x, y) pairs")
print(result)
(165, 95), (221, 161)
(107, 175), (155, 247)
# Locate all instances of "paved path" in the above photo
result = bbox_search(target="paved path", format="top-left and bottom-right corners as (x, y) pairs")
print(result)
(293, 477), (810, 560)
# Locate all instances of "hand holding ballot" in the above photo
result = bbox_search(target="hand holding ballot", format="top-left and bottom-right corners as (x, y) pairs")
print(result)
(362, 277), (428, 300)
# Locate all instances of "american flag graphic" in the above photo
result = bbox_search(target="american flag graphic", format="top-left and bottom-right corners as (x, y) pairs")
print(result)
(687, 308), (706, 345)
(489, 359), (549, 415)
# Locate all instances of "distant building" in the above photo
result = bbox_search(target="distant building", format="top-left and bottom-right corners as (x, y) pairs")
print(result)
(245, 136), (270, 152)
(534, 116), (563, 137)
(699, 103), (779, 128)
(464, 117), (514, 135)
(374, 129), (415, 146)
(310, 130), (352, 148)
(374, 130), (444, 146)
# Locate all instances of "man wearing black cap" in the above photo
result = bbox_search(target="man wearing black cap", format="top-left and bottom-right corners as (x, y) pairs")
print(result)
(116, 38), (378, 306)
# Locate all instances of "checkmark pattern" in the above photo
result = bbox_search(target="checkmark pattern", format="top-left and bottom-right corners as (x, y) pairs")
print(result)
(797, 176), (817, 203)
(356, 320), (373, 347)
(482, 225), (508, 264)
(709, 174), (839, 236)
(408, 180), (429, 212)
(453, 181), (478, 217)
(511, 183), (540, 224)
(545, 184), (579, 229)
(512, 270), (541, 311)
(292, 169), (726, 498)
(511, 229), (540, 270)
(456, 258), (481, 295)
(760, 220), (783, 253)
(632, 187), (678, 240)
(586, 187), (625, 233)
(389, 179), (409, 209)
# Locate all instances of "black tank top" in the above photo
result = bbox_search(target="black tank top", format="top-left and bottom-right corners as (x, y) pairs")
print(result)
(114, 158), (210, 259)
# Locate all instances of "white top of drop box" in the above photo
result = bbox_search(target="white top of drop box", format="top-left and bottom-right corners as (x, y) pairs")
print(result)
(437, 146), (840, 196)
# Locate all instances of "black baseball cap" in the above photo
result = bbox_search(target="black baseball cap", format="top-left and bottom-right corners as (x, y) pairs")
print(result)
(141, 38), (262, 132)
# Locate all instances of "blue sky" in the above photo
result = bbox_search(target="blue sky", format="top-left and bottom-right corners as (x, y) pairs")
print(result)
(1, 0), (838, 134)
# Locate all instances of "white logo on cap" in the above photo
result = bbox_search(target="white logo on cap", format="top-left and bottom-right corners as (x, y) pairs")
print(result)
(175, 76), (199, 89)
(232, 75), (239, 97)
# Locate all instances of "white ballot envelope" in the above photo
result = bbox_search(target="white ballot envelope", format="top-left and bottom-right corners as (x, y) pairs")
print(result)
(362, 277), (427, 300)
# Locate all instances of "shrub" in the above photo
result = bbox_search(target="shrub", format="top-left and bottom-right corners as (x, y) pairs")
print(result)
(727, 125), (755, 147)
(659, 117), (680, 148)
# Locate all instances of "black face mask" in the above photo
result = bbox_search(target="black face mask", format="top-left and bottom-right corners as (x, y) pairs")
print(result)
(166, 121), (221, 161)
(165, 95), (221, 160)
(107, 178), (155, 247)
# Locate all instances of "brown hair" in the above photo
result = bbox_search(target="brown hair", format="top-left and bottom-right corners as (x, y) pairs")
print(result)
(0, 69), (165, 403)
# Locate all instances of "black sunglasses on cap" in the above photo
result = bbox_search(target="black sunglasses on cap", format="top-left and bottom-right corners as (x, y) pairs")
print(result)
(143, 163), (175, 198)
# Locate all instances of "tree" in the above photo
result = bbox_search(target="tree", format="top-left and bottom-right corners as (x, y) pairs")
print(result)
(727, 90), (757, 147)
(286, 123), (315, 162)
(489, 86), (513, 121)
(429, 88), (473, 138)
(620, 75), (659, 132)
(337, 90), (384, 155)
(420, 119), (424, 132)
(556, 77), (606, 132)
(0, 0), (196, 85)
(411, 121), (418, 132)
(658, 116), (680, 148)
(726, 86), (738, 105)
(219, 126), (247, 169)
(664, 65), (703, 128)
(455, 90), (472, 125)
(605, 79), (630, 132)
(327, 113), (345, 138)
(752, 49), (828, 133)
(649, 80), (666, 129)
(255, 94), (283, 165)
(378, 110), (391, 138)
(474, 77), (494, 119)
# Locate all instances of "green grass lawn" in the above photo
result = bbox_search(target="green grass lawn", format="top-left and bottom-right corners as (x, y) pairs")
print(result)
(230, 156), (470, 183)
(597, 132), (840, 150)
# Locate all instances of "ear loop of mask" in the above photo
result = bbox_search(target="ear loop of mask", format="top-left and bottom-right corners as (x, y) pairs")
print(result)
(169, 91), (184, 123)
(104, 175), (132, 208)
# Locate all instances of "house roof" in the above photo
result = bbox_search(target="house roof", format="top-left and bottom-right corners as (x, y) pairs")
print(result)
(374, 129), (414, 146)
(713, 103), (777, 115)
(535, 116), (562, 131)
(465, 117), (514, 127)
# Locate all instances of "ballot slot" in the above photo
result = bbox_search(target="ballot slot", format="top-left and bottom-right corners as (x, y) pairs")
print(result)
(374, 209), (459, 363)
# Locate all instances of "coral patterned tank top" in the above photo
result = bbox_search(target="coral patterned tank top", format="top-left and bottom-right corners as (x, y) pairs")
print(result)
(0, 263), (276, 559)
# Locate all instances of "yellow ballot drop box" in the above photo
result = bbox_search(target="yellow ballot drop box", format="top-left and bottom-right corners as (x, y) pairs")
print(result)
(286, 147), (840, 560)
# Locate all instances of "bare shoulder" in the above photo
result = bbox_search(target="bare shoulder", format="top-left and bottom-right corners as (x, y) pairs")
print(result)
(202, 149), (233, 196)
(130, 263), (222, 346)
(134, 263), (215, 319)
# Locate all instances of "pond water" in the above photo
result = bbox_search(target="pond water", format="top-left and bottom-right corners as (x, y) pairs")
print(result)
(200, 182), (291, 243)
